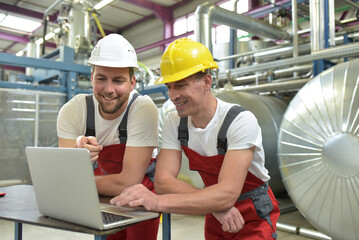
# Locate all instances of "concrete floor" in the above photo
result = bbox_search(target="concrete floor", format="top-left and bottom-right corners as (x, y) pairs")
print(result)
(0, 206), (328, 240)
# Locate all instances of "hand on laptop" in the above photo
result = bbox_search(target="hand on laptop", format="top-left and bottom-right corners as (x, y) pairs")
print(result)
(110, 184), (160, 212)
(75, 135), (103, 162)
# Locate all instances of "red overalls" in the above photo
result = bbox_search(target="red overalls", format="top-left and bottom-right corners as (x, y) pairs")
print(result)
(178, 105), (280, 240)
(86, 94), (160, 240)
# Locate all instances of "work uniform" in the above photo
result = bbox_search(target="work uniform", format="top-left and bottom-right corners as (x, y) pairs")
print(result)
(57, 90), (160, 240)
(161, 98), (280, 240)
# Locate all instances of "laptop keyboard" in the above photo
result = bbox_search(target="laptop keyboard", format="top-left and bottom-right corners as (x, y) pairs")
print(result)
(102, 212), (132, 224)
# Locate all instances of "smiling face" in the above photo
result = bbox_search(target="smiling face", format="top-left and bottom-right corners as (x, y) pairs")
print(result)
(91, 65), (135, 120)
(165, 73), (212, 119)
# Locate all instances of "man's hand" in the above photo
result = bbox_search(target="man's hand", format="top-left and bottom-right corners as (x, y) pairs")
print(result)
(212, 206), (245, 233)
(75, 135), (103, 162)
(110, 184), (160, 212)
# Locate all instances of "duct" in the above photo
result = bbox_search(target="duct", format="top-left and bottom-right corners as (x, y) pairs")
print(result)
(276, 223), (332, 240)
(278, 58), (359, 239)
(194, 2), (291, 52)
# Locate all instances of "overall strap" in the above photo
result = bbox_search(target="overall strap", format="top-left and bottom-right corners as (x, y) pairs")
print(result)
(178, 117), (189, 147)
(217, 105), (247, 155)
(118, 93), (140, 143)
(85, 94), (96, 136)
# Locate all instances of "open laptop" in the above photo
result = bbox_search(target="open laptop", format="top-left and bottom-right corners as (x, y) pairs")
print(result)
(25, 146), (159, 230)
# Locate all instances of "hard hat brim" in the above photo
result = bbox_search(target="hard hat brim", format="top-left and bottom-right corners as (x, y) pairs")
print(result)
(154, 62), (218, 85)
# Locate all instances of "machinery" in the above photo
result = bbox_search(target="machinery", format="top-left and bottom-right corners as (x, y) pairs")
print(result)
(0, 0), (358, 239)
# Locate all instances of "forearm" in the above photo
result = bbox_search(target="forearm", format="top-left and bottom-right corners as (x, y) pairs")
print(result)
(157, 184), (238, 215)
(155, 175), (198, 194)
(95, 174), (130, 196)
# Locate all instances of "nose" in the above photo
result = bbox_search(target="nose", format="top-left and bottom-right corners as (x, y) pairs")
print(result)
(168, 88), (179, 101)
(104, 81), (115, 93)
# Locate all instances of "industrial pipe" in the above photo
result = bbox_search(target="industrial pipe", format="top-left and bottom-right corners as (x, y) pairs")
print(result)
(233, 78), (310, 93)
(194, 2), (291, 52)
(276, 223), (332, 240)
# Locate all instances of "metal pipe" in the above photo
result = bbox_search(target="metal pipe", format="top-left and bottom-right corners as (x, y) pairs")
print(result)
(341, 0), (359, 9)
(224, 65), (312, 85)
(276, 222), (332, 240)
(195, 2), (291, 52)
(232, 79), (310, 93)
(218, 41), (359, 79)
(292, 0), (299, 77)
(44, 0), (62, 17)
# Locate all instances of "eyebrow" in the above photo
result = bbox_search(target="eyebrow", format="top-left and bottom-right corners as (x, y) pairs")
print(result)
(94, 73), (127, 80)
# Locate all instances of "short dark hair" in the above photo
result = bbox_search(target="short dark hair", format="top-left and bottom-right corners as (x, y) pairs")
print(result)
(91, 65), (135, 79)
(194, 69), (211, 79)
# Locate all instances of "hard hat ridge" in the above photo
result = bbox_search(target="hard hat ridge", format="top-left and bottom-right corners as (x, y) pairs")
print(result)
(88, 33), (139, 69)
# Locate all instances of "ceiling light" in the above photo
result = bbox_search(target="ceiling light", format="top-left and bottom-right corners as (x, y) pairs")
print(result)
(94, 0), (115, 10)
(16, 50), (24, 57)
(0, 13), (6, 22)
(0, 15), (41, 33)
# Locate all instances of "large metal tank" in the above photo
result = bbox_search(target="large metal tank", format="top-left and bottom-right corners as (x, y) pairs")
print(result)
(278, 59), (359, 239)
(159, 90), (288, 195)
(213, 90), (288, 196)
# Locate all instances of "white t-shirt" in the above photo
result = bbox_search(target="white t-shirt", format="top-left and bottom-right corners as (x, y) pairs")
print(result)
(57, 90), (159, 148)
(161, 98), (270, 182)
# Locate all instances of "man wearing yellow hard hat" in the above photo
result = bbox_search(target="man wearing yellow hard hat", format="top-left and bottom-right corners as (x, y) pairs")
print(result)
(111, 38), (280, 239)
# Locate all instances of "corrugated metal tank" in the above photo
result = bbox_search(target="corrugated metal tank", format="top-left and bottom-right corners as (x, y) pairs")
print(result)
(159, 90), (288, 195)
(278, 59), (359, 240)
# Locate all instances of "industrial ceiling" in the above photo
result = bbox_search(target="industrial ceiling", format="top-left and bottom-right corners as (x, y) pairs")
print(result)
(0, 0), (193, 55)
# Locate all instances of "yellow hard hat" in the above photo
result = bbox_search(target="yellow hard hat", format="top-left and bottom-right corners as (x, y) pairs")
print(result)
(155, 38), (218, 85)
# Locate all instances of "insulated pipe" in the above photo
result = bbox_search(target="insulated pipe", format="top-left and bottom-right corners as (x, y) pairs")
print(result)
(222, 65), (312, 86)
(233, 78), (310, 93)
(217, 41), (359, 80)
(276, 223), (332, 240)
(194, 2), (291, 52)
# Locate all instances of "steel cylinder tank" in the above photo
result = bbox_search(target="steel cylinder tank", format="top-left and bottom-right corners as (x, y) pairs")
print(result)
(278, 59), (359, 239)
(159, 90), (288, 195)
(213, 90), (288, 196)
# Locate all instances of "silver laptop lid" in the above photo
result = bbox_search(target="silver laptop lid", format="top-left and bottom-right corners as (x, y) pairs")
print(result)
(26, 147), (105, 229)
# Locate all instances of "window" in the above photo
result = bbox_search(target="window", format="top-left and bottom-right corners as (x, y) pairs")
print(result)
(172, 0), (249, 43)
(173, 14), (195, 37)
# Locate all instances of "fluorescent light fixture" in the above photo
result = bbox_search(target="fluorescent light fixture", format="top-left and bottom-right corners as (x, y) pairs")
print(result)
(94, 0), (115, 10)
(35, 38), (44, 45)
(45, 32), (55, 41)
(0, 13), (6, 22)
(0, 15), (41, 33)
(16, 50), (24, 57)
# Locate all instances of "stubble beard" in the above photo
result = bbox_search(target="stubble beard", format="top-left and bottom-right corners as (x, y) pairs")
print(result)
(98, 93), (129, 115)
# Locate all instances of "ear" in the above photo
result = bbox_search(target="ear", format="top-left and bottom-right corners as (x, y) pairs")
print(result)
(130, 75), (136, 91)
(203, 74), (212, 91)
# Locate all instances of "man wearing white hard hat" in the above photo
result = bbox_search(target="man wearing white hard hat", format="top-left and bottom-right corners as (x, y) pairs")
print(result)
(57, 34), (160, 240)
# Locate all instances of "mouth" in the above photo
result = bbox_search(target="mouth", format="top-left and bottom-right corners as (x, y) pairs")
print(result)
(103, 96), (117, 101)
(175, 100), (188, 107)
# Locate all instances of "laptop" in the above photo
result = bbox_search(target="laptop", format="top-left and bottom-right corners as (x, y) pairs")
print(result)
(25, 146), (159, 230)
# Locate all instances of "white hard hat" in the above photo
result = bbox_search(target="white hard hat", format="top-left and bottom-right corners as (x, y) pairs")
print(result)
(88, 34), (139, 69)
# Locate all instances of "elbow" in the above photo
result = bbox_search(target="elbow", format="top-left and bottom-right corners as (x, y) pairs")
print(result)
(218, 190), (240, 211)
(154, 175), (166, 195)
